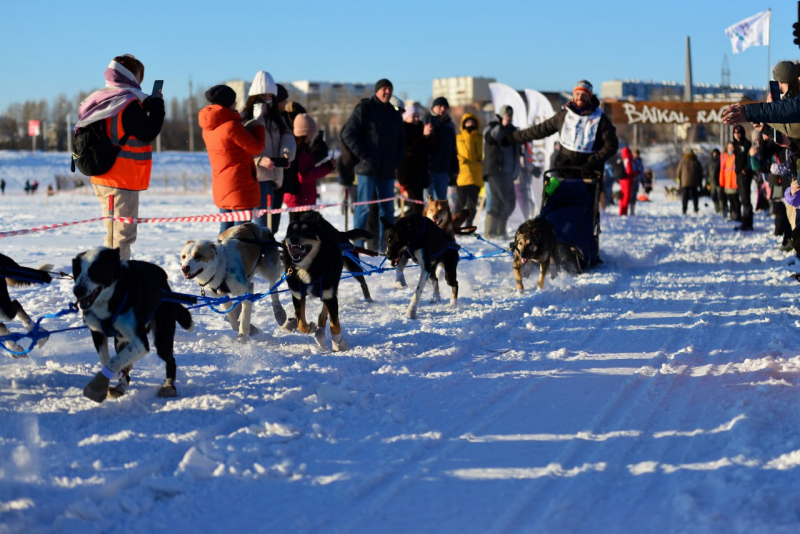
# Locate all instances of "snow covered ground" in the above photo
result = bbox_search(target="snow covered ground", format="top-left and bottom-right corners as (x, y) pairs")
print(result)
(1, 152), (800, 533)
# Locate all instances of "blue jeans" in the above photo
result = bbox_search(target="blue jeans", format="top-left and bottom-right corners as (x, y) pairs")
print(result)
(355, 174), (394, 251)
(219, 208), (248, 234)
(429, 172), (449, 201)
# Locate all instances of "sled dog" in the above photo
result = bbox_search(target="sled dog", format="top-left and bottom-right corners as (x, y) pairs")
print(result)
(73, 248), (193, 403)
(180, 222), (287, 340)
(281, 217), (371, 351)
(511, 218), (559, 291)
(382, 213), (459, 319)
(0, 254), (53, 356)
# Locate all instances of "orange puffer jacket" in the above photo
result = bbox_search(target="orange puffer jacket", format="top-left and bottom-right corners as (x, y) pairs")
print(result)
(199, 105), (266, 210)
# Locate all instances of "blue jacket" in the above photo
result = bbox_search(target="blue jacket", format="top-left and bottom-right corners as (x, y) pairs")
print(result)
(745, 97), (800, 124)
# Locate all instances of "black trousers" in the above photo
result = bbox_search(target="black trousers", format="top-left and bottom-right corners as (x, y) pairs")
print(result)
(727, 192), (742, 221)
(455, 185), (481, 226)
(681, 186), (698, 214)
(737, 173), (753, 228)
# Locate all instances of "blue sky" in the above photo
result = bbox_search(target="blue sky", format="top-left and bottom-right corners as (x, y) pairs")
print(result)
(1, 0), (797, 112)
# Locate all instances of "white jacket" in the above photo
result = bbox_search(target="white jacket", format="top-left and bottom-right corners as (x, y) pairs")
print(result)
(250, 116), (296, 187)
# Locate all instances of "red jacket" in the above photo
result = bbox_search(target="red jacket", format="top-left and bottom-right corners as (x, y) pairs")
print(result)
(199, 105), (265, 210)
(283, 150), (334, 208)
(620, 147), (634, 179)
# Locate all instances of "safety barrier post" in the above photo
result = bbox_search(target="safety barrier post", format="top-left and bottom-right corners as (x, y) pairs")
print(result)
(108, 194), (115, 249)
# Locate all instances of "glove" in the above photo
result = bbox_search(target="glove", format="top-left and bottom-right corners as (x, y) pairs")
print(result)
(500, 133), (514, 147)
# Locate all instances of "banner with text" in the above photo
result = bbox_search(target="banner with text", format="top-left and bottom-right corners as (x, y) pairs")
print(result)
(604, 101), (741, 125)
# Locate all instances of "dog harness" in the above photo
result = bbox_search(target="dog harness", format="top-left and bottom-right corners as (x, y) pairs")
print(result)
(86, 286), (130, 338)
(413, 218), (461, 261)
(236, 225), (283, 281)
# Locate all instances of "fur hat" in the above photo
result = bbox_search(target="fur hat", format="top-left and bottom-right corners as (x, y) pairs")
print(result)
(773, 61), (797, 84)
(374, 78), (393, 93)
(205, 85), (236, 108)
(573, 80), (594, 98)
(249, 70), (278, 97)
(432, 96), (450, 109)
(293, 113), (318, 138)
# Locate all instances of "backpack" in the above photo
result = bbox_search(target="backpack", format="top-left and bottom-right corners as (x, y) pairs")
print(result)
(71, 120), (129, 177)
(612, 157), (626, 180)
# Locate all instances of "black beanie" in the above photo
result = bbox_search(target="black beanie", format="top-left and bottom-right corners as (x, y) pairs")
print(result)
(205, 85), (236, 108)
(276, 84), (289, 104)
(432, 96), (450, 109)
(374, 78), (393, 93)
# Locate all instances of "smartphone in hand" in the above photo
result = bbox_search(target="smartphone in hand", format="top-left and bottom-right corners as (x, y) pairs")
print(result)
(151, 80), (164, 97)
(769, 80), (781, 102)
(271, 157), (289, 168)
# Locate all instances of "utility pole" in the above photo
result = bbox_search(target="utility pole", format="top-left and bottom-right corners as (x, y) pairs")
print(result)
(188, 78), (195, 152)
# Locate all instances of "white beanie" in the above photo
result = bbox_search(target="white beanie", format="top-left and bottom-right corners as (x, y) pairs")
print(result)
(249, 70), (278, 97)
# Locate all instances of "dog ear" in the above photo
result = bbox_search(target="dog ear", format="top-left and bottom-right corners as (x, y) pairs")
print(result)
(185, 240), (195, 245)
(380, 216), (393, 229)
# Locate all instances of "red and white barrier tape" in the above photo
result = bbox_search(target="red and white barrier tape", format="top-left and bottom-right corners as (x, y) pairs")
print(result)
(0, 195), (402, 238)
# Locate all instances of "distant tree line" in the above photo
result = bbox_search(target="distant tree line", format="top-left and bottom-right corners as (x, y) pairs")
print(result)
(0, 83), (377, 153)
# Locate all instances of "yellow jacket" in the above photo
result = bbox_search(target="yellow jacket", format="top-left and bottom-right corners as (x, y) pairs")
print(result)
(456, 113), (483, 187)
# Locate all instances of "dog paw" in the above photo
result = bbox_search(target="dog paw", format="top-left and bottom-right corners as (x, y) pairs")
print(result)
(157, 379), (178, 398)
(364, 297), (374, 303)
(305, 322), (318, 335)
(406, 305), (418, 319)
(35, 328), (50, 348)
(516, 288), (524, 295)
(83, 372), (111, 403)
(248, 324), (260, 335)
(236, 333), (250, 343)
(272, 305), (287, 327)
(280, 318), (298, 333)
(314, 328), (327, 349)
(332, 336), (349, 352)
(450, 298), (458, 307)
(430, 293), (442, 304)
(394, 276), (407, 289)
(5, 341), (25, 355)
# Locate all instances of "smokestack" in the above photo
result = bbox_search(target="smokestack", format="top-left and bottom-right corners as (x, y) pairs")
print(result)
(685, 35), (693, 102)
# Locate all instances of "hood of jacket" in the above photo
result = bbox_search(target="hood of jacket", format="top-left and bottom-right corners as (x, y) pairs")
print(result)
(460, 113), (480, 132)
(199, 105), (241, 131)
(621, 146), (632, 160)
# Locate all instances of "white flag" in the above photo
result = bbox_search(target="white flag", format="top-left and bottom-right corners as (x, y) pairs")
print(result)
(524, 89), (556, 217)
(725, 10), (770, 54)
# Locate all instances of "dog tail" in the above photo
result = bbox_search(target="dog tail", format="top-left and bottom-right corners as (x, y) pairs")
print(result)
(6, 264), (54, 287)
(172, 303), (194, 332)
(342, 229), (372, 242)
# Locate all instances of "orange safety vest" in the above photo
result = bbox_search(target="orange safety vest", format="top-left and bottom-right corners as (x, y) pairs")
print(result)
(91, 100), (153, 191)
(720, 152), (737, 190)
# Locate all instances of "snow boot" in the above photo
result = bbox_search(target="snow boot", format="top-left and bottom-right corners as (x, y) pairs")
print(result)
(158, 378), (178, 398)
(83, 372), (110, 403)
(484, 215), (499, 238)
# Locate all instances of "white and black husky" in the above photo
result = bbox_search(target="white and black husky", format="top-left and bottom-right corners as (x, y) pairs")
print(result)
(72, 248), (193, 403)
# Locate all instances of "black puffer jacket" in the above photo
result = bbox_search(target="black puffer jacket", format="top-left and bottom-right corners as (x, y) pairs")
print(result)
(428, 115), (458, 176)
(510, 96), (618, 174)
(340, 96), (406, 179)
(397, 121), (438, 190)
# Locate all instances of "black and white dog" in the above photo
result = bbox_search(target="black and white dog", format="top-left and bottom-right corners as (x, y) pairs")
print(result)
(382, 213), (459, 319)
(0, 254), (52, 356)
(282, 217), (371, 351)
(72, 248), (193, 403)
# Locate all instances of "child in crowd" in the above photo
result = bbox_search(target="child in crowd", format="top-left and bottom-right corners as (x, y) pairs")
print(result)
(283, 113), (336, 220)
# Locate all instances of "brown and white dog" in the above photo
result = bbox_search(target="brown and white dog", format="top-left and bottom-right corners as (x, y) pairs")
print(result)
(511, 218), (558, 292)
(180, 223), (287, 340)
(423, 199), (474, 238)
